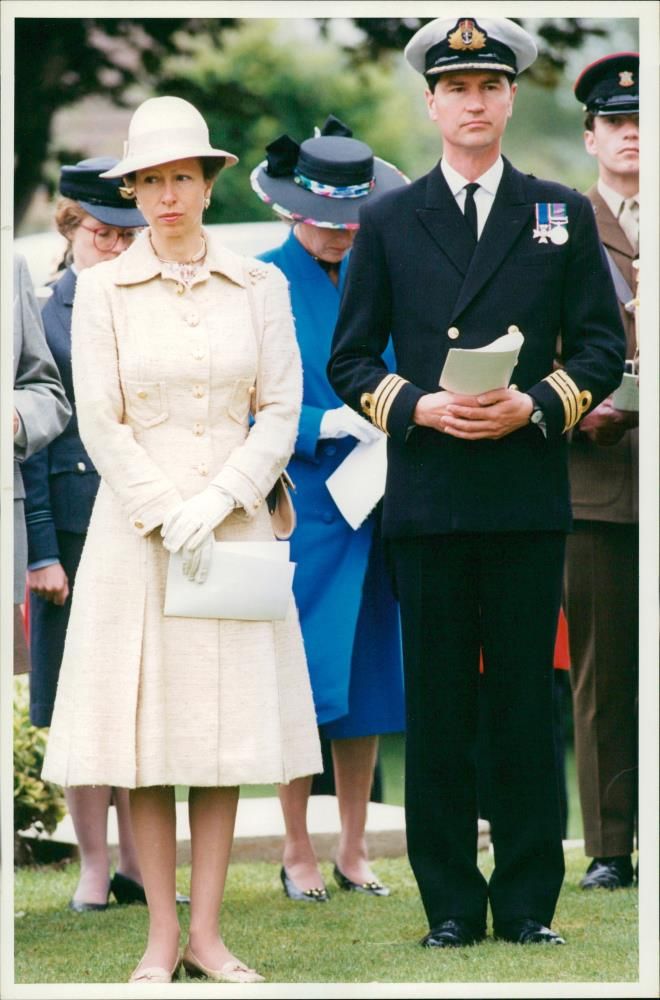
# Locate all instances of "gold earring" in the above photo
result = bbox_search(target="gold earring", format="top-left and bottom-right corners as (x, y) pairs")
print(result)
(204, 196), (211, 209)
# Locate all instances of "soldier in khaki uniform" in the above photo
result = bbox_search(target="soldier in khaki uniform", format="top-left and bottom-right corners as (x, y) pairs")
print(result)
(565, 53), (639, 890)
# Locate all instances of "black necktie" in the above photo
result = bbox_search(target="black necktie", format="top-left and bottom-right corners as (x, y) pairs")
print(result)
(463, 182), (480, 241)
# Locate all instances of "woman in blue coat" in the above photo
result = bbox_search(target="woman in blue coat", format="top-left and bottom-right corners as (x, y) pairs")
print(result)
(21, 158), (161, 911)
(252, 118), (408, 899)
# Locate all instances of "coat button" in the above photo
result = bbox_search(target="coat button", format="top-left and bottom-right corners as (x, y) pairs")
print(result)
(76, 461), (86, 472)
(447, 326), (460, 339)
(253, 498), (261, 509)
(134, 520), (144, 530)
(322, 511), (335, 524)
(137, 389), (148, 399)
(185, 313), (200, 326)
(192, 385), (204, 398)
(193, 422), (204, 436)
(508, 324), (520, 334)
(193, 349), (205, 360)
(176, 284), (184, 295)
(325, 444), (337, 457)
(197, 463), (209, 476)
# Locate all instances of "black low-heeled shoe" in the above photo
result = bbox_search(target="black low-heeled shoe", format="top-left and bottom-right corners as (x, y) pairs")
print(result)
(280, 866), (329, 902)
(111, 871), (190, 905)
(333, 864), (390, 897)
(69, 881), (111, 913)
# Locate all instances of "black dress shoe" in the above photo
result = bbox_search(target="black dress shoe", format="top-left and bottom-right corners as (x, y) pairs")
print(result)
(580, 856), (634, 890)
(333, 864), (390, 897)
(280, 866), (329, 902)
(420, 919), (484, 948)
(495, 919), (565, 945)
(110, 871), (190, 905)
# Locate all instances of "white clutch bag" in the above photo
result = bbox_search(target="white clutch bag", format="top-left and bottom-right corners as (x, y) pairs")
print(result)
(164, 541), (295, 621)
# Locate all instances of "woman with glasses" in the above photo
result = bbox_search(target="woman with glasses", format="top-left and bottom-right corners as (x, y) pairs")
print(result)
(21, 157), (161, 913)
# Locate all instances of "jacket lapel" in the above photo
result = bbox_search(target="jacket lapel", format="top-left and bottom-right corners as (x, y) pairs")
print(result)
(416, 165), (475, 277)
(587, 185), (635, 259)
(450, 159), (531, 322)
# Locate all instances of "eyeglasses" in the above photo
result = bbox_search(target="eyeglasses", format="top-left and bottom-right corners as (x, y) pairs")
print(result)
(79, 224), (143, 252)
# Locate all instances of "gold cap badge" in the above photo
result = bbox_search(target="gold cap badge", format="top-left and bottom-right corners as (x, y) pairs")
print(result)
(448, 19), (487, 52)
(618, 70), (635, 88)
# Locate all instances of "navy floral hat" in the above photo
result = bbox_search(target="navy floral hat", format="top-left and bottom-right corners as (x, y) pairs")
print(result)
(250, 116), (408, 230)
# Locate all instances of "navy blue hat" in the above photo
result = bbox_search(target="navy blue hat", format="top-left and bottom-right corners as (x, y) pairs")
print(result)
(574, 52), (639, 116)
(250, 115), (408, 229)
(59, 157), (146, 227)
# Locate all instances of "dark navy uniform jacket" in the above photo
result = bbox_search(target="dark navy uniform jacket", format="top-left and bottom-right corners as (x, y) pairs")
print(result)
(23, 267), (99, 563)
(328, 158), (626, 538)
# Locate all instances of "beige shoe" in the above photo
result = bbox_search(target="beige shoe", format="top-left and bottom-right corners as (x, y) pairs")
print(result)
(182, 943), (265, 983)
(129, 952), (182, 984)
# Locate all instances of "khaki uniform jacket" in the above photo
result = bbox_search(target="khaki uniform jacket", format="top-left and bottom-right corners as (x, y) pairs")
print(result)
(42, 231), (322, 789)
(568, 186), (638, 523)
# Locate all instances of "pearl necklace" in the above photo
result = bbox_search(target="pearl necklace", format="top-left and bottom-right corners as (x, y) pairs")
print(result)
(151, 235), (207, 287)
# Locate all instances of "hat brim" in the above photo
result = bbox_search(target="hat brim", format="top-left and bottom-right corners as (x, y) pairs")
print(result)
(99, 148), (238, 179)
(250, 157), (409, 228)
(78, 200), (146, 228)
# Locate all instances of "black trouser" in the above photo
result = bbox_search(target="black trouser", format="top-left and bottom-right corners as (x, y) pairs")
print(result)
(390, 531), (566, 936)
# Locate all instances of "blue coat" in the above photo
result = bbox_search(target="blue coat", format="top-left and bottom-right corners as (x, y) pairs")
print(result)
(260, 231), (404, 736)
(23, 267), (100, 561)
(22, 267), (100, 727)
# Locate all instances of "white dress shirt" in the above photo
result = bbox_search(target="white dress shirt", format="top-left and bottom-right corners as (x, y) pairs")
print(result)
(441, 156), (504, 239)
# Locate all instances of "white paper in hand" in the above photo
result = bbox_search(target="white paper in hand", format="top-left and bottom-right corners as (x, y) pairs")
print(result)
(325, 435), (387, 531)
(611, 372), (639, 412)
(164, 541), (295, 620)
(439, 330), (524, 395)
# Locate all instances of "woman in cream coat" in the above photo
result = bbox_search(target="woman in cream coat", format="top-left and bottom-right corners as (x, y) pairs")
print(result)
(42, 96), (321, 985)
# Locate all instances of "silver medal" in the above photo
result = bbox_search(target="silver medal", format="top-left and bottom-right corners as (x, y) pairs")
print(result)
(550, 226), (568, 246)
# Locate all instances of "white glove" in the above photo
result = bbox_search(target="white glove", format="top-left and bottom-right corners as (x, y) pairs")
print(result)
(182, 532), (214, 584)
(319, 404), (382, 443)
(161, 486), (236, 555)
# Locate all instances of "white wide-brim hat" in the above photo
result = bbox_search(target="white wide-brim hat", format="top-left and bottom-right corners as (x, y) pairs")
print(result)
(100, 96), (238, 179)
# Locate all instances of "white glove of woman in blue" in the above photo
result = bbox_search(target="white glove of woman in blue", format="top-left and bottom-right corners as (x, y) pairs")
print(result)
(162, 486), (236, 583)
(319, 404), (383, 443)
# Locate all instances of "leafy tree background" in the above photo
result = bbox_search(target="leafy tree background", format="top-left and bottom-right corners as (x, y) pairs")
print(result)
(14, 16), (638, 233)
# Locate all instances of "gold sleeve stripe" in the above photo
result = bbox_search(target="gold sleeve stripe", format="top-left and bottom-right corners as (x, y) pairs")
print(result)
(544, 370), (592, 432)
(375, 376), (404, 431)
(360, 374), (409, 434)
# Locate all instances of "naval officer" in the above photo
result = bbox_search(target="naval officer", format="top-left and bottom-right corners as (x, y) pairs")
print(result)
(328, 16), (626, 948)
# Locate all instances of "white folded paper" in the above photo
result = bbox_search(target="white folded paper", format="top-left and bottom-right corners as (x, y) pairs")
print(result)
(439, 330), (524, 395)
(164, 541), (295, 620)
(611, 371), (639, 412)
(325, 435), (388, 531)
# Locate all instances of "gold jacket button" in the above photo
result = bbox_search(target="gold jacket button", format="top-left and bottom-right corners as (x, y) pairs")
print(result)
(185, 313), (200, 326)
(193, 422), (204, 436)
(448, 326), (460, 339)
(137, 389), (148, 399)
(253, 498), (261, 508)
(192, 385), (204, 398)
(176, 284), (184, 295)
(134, 520), (144, 530)
(193, 349), (205, 360)
(76, 461), (86, 472)
(508, 324), (520, 334)
(197, 463), (208, 476)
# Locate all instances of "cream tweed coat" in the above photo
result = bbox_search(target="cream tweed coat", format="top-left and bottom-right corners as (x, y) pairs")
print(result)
(42, 230), (322, 789)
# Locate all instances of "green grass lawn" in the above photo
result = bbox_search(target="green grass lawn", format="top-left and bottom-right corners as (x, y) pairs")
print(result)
(13, 848), (638, 986)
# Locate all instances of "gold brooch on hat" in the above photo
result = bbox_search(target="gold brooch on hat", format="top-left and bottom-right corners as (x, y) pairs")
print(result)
(448, 19), (486, 52)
